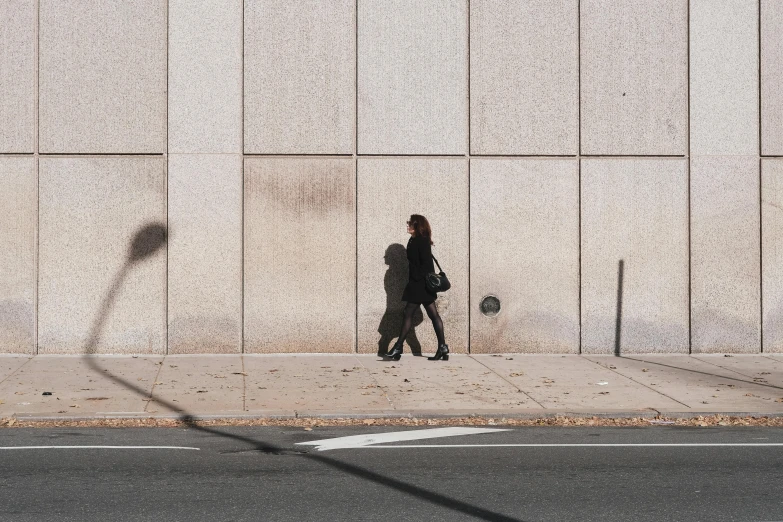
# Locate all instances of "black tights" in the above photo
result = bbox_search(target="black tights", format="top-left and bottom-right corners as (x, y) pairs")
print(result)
(397, 302), (446, 347)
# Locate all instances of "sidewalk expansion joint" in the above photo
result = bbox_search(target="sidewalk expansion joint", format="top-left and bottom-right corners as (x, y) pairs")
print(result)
(241, 354), (247, 412)
(144, 356), (166, 413)
(623, 356), (783, 395)
(762, 355), (783, 366)
(583, 357), (692, 409)
(692, 355), (757, 380)
(0, 357), (33, 388)
(468, 355), (545, 409)
(353, 355), (395, 410)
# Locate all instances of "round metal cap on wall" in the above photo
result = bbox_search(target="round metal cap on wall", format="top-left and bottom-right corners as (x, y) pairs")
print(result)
(479, 295), (501, 317)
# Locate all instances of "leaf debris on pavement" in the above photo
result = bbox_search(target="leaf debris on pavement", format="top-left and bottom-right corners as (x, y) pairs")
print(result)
(3, 414), (783, 429)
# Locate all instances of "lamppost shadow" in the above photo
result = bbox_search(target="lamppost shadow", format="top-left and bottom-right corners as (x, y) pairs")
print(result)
(82, 224), (523, 522)
(611, 260), (783, 394)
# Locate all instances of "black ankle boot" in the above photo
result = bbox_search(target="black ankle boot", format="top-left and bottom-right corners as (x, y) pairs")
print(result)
(386, 342), (403, 361)
(428, 344), (449, 361)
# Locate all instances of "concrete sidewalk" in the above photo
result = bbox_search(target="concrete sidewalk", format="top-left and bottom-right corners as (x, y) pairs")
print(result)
(1, 353), (783, 420)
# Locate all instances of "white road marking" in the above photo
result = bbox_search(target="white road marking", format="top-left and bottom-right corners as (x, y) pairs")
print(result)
(0, 446), (200, 450)
(296, 427), (510, 451)
(342, 443), (783, 449)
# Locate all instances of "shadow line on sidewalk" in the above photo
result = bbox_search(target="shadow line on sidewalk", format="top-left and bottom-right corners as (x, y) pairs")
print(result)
(79, 223), (523, 522)
(621, 356), (783, 394)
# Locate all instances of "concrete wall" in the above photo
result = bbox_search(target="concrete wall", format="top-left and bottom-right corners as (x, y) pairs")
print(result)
(0, 0), (779, 354)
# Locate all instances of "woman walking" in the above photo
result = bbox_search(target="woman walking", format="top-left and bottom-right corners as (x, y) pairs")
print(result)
(386, 214), (449, 361)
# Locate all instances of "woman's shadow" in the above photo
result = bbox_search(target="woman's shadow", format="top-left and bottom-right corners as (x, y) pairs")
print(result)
(376, 244), (423, 357)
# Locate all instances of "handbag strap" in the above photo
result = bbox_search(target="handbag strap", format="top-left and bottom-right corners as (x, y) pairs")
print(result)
(432, 254), (443, 273)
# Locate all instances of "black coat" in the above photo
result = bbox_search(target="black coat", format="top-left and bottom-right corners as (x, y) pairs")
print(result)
(401, 234), (437, 304)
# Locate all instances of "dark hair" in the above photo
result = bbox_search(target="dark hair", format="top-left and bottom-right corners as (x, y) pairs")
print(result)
(409, 214), (434, 245)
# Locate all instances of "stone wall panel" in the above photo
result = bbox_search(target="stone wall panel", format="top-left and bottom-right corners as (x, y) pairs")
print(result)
(470, 159), (579, 353)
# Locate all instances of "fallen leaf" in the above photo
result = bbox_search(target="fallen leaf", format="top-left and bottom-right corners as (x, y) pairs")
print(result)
(403, 378), (410, 383)
(304, 427), (313, 431)
(232, 372), (248, 376)
(269, 369), (278, 373)
(7, 418), (16, 426)
(641, 369), (649, 372)
(69, 404), (80, 408)
(509, 372), (524, 377)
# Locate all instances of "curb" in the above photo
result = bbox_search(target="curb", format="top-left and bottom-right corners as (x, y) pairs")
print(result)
(6, 410), (783, 423)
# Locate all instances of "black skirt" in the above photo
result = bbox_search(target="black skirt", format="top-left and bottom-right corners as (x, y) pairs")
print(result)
(401, 235), (436, 304)
(402, 278), (436, 304)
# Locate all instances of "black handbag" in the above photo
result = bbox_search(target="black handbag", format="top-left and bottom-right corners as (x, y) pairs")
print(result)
(425, 255), (451, 293)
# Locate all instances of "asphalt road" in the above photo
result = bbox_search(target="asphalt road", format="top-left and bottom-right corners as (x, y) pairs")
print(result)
(2, 425), (783, 521)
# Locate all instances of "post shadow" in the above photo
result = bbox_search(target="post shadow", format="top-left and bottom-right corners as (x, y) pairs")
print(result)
(615, 259), (624, 357)
(376, 243), (423, 357)
(81, 225), (521, 522)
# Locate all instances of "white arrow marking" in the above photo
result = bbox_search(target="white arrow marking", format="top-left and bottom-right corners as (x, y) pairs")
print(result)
(296, 427), (509, 451)
(326, 443), (783, 449)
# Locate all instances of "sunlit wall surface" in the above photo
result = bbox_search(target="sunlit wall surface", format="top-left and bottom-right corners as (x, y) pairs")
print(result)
(0, 1), (781, 354)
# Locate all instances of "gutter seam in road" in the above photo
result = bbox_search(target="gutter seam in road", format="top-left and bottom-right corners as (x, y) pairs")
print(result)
(468, 355), (545, 409)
